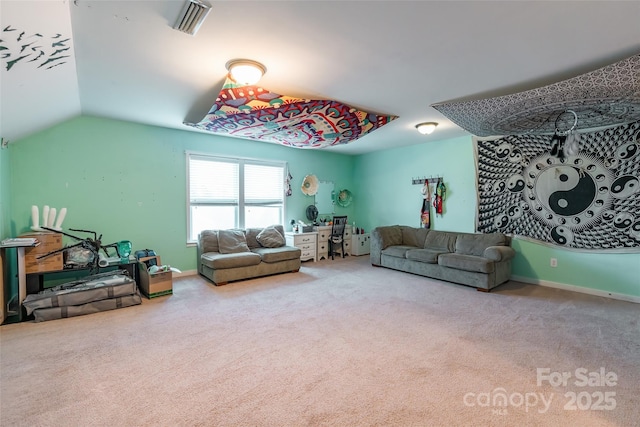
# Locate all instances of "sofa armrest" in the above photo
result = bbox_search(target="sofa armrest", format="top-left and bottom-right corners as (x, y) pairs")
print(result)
(196, 236), (204, 274)
(370, 226), (402, 265)
(370, 228), (384, 265)
(483, 246), (516, 262)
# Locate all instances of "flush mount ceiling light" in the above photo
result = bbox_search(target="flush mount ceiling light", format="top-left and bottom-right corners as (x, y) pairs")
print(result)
(225, 59), (267, 86)
(174, 0), (212, 36)
(415, 122), (438, 135)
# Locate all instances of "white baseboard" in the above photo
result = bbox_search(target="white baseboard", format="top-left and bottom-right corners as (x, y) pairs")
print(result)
(511, 275), (640, 304)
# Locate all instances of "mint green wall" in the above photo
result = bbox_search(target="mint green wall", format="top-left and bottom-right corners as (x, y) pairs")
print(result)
(0, 144), (10, 240)
(353, 136), (477, 233)
(354, 135), (639, 298)
(8, 116), (356, 272)
(512, 239), (639, 297)
(7, 118), (639, 298)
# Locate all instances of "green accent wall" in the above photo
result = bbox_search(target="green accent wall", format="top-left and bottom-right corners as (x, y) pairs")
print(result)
(354, 135), (639, 298)
(0, 143), (10, 240)
(6, 116), (639, 300)
(353, 136), (477, 233)
(8, 116), (355, 272)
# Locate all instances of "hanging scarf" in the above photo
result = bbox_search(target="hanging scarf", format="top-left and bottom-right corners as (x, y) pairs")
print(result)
(285, 168), (293, 197)
(433, 178), (446, 216)
(420, 181), (431, 228)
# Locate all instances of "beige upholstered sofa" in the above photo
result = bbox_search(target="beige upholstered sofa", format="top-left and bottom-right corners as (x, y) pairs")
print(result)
(197, 225), (301, 286)
(371, 225), (515, 291)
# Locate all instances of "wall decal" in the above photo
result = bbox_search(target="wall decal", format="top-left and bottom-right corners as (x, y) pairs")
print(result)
(185, 78), (397, 149)
(475, 121), (640, 252)
(433, 54), (640, 137)
(1, 26), (71, 71)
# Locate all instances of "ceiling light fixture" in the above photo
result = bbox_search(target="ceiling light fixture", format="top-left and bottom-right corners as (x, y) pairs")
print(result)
(415, 122), (438, 135)
(225, 59), (267, 86)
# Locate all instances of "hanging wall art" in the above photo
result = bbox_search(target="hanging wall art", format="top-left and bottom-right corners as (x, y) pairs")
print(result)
(185, 78), (397, 149)
(432, 54), (640, 137)
(475, 120), (640, 252)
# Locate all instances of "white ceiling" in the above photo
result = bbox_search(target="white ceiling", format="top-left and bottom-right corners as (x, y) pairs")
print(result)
(2, 0), (640, 155)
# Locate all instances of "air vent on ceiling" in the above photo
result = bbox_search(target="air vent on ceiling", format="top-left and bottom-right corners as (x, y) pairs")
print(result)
(174, 0), (211, 36)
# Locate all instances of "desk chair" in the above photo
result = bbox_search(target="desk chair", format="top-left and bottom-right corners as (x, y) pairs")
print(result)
(329, 216), (348, 260)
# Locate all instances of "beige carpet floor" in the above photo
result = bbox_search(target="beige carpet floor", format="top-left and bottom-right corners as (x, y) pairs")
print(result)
(1, 256), (639, 426)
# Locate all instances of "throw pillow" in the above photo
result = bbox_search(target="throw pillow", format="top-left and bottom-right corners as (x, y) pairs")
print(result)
(256, 226), (285, 248)
(218, 229), (250, 254)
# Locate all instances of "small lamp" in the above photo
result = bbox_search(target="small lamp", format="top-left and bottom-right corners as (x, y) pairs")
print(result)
(225, 59), (267, 85)
(415, 122), (438, 135)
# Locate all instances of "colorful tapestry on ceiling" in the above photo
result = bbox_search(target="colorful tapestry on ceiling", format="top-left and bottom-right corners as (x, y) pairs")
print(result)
(185, 78), (397, 149)
(475, 121), (640, 252)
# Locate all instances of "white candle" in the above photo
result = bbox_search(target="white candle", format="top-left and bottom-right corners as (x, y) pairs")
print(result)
(48, 208), (57, 230)
(54, 207), (67, 229)
(31, 205), (39, 228)
(42, 206), (50, 227)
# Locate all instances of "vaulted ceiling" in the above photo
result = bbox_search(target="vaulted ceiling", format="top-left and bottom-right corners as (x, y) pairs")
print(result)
(2, 0), (639, 154)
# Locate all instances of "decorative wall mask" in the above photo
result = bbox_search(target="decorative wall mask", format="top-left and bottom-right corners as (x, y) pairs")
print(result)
(0, 26), (71, 71)
(336, 189), (353, 208)
(185, 78), (397, 149)
(301, 174), (319, 196)
(432, 54), (640, 137)
(475, 120), (640, 252)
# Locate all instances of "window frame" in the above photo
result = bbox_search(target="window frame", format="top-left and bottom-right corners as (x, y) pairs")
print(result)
(186, 151), (287, 245)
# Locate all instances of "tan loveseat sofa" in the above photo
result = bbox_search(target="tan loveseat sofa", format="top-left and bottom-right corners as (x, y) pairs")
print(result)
(371, 225), (515, 291)
(197, 225), (301, 286)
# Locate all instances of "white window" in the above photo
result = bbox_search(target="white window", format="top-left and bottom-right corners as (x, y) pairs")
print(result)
(187, 153), (286, 242)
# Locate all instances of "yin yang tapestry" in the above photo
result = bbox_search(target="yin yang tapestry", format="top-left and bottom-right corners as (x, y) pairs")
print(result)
(185, 78), (397, 149)
(475, 121), (640, 252)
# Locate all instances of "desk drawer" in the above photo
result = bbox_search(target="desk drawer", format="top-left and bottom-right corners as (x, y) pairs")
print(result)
(301, 250), (315, 259)
(295, 235), (316, 245)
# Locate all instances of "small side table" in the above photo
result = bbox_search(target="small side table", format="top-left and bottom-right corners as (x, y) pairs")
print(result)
(352, 233), (371, 256)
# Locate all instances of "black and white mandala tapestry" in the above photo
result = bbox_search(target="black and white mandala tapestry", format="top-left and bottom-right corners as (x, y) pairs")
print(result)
(475, 121), (640, 252)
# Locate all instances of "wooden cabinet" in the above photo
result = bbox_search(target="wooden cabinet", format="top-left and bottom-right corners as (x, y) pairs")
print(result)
(314, 226), (352, 260)
(285, 232), (317, 262)
(352, 233), (370, 256)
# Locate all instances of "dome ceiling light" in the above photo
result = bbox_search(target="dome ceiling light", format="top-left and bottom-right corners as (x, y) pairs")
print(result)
(415, 122), (438, 135)
(225, 59), (267, 86)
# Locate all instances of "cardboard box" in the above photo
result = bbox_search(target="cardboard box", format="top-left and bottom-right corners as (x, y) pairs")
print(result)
(138, 256), (172, 298)
(20, 232), (63, 273)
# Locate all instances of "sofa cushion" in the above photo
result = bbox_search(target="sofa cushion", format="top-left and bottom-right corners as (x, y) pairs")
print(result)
(405, 248), (444, 264)
(245, 228), (263, 249)
(218, 229), (250, 254)
(401, 226), (429, 248)
(377, 226), (403, 249)
(484, 245), (516, 261)
(424, 231), (457, 252)
(455, 233), (508, 256)
(252, 246), (301, 263)
(381, 245), (416, 259)
(256, 225), (286, 248)
(438, 253), (494, 274)
(199, 230), (219, 253)
(201, 251), (262, 269)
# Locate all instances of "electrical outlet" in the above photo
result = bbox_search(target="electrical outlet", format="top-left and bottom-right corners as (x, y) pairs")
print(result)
(550, 258), (558, 267)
